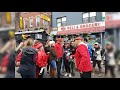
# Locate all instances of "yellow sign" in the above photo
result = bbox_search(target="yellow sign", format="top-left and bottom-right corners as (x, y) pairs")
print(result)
(6, 12), (11, 24)
(20, 17), (23, 29)
(41, 14), (50, 22)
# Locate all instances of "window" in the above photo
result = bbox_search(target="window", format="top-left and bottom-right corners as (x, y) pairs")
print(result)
(29, 18), (33, 28)
(82, 12), (96, 23)
(36, 16), (40, 27)
(24, 20), (27, 29)
(43, 20), (48, 26)
(62, 17), (66, 26)
(82, 12), (89, 23)
(90, 12), (96, 22)
(56, 16), (66, 27)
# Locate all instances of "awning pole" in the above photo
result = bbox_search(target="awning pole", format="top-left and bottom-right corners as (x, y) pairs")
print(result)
(100, 32), (103, 48)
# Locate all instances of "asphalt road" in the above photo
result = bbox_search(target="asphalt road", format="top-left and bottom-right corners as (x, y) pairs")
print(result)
(15, 65), (105, 78)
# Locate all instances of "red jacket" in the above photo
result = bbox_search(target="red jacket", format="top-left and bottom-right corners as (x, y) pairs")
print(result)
(16, 51), (22, 62)
(54, 42), (63, 58)
(74, 43), (92, 72)
(1, 53), (10, 67)
(36, 50), (48, 67)
(16, 50), (48, 67)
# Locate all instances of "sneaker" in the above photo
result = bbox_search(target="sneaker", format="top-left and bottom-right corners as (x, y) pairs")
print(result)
(71, 73), (75, 77)
(47, 71), (49, 75)
(64, 73), (68, 76)
(98, 74), (102, 77)
(69, 73), (72, 78)
(91, 61), (93, 63)
(92, 73), (95, 76)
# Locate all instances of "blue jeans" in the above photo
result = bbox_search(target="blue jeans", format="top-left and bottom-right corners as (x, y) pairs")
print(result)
(50, 60), (57, 69)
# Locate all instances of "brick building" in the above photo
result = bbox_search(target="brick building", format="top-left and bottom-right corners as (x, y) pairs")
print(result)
(0, 12), (15, 44)
(15, 12), (52, 34)
(0, 12), (15, 31)
(15, 12), (52, 45)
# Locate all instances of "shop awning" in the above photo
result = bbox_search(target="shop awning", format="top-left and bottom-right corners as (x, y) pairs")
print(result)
(105, 20), (120, 29)
(57, 21), (105, 35)
(0, 26), (15, 32)
(57, 26), (105, 35)
(15, 29), (45, 35)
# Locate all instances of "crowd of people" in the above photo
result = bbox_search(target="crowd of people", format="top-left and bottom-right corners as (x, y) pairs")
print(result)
(0, 34), (120, 78)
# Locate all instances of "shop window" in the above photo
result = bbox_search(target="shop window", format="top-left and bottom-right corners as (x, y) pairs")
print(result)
(62, 17), (67, 26)
(0, 17), (1, 26)
(36, 16), (40, 27)
(24, 20), (27, 29)
(90, 12), (96, 22)
(11, 12), (15, 25)
(43, 20), (48, 26)
(57, 16), (66, 27)
(82, 12), (89, 23)
(29, 18), (33, 28)
(82, 12), (96, 23)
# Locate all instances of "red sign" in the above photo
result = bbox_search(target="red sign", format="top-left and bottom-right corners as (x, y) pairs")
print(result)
(57, 21), (105, 35)
(106, 15), (112, 21)
(58, 22), (104, 31)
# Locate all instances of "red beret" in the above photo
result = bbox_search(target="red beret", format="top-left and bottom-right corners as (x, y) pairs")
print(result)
(57, 38), (63, 42)
(74, 37), (83, 40)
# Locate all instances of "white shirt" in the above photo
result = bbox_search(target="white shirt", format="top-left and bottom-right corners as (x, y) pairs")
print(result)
(108, 52), (116, 66)
(96, 49), (102, 61)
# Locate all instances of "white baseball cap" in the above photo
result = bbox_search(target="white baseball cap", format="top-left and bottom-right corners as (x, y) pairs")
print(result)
(49, 41), (55, 45)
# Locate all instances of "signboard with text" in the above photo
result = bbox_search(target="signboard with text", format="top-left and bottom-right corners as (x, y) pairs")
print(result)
(41, 14), (50, 22)
(58, 21), (105, 31)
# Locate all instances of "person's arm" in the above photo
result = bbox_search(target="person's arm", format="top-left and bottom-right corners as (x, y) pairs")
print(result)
(0, 41), (11, 54)
(15, 42), (24, 52)
(1, 53), (9, 73)
(1, 53), (9, 68)
(16, 51), (22, 62)
(16, 51), (23, 66)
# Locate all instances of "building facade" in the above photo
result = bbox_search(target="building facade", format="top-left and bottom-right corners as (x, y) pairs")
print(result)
(52, 12), (103, 28)
(15, 12), (52, 44)
(15, 12), (52, 33)
(51, 12), (105, 47)
(0, 12), (15, 31)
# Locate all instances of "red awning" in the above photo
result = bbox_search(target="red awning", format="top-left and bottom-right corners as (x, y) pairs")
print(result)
(57, 26), (105, 35)
(105, 20), (120, 29)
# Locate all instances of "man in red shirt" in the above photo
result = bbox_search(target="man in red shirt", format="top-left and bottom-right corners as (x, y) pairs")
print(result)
(54, 38), (63, 78)
(74, 37), (92, 78)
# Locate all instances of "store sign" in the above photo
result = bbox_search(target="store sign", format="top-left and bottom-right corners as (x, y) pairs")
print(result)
(41, 14), (50, 22)
(20, 16), (23, 29)
(58, 21), (105, 31)
(106, 13), (120, 21)
(6, 12), (11, 24)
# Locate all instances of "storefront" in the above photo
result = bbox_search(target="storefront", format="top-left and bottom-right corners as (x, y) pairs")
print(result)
(106, 13), (120, 49)
(15, 29), (49, 45)
(56, 21), (105, 47)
